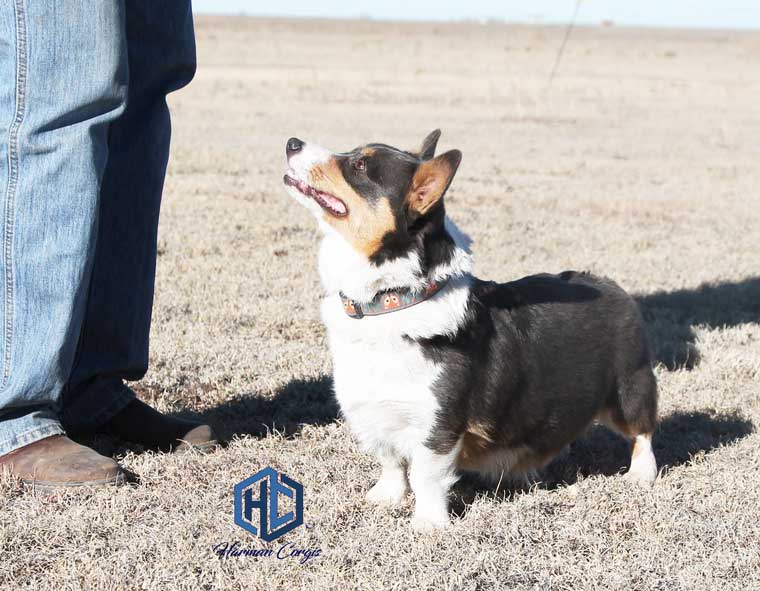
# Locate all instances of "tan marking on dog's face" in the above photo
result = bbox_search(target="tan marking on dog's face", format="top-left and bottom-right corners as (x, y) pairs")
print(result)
(308, 156), (397, 258)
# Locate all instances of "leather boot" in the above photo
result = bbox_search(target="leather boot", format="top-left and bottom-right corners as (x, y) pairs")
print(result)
(101, 399), (218, 452)
(0, 435), (125, 489)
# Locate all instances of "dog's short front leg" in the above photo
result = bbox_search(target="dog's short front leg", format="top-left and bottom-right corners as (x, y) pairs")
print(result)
(409, 443), (460, 531)
(366, 449), (409, 507)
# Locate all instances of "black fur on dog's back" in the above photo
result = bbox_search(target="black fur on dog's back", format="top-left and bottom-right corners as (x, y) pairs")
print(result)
(417, 271), (657, 470)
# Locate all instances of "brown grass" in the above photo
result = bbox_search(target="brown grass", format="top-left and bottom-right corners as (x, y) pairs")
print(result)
(2, 16), (759, 591)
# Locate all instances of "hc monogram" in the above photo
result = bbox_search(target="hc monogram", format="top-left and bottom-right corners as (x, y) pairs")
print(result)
(233, 467), (304, 542)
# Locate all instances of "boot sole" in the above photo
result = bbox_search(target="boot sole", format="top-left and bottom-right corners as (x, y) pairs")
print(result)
(21, 471), (127, 491)
(175, 439), (220, 454)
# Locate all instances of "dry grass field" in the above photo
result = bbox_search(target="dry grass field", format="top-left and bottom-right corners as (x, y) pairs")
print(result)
(2, 16), (760, 591)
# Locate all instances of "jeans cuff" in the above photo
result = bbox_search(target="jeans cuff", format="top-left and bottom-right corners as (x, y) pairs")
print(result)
(60, 380), (136, 432)
(0, 410), (65, 457)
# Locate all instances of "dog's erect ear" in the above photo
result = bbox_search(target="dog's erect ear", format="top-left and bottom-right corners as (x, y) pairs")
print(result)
(418, 129), (442, 160)
(407, 149), (462, 216)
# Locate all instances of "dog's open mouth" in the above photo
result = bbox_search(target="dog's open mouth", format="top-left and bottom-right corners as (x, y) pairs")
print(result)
(284, 174), (348, 217)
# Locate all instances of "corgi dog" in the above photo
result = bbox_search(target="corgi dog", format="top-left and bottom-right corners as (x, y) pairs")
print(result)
(282, 131), (658, 531)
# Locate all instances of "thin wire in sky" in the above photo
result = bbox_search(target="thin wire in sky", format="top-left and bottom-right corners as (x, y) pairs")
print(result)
(548, 0), (583, 84)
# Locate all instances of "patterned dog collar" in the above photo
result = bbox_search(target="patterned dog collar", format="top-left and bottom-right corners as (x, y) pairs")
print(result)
(339, 278), (449, 319)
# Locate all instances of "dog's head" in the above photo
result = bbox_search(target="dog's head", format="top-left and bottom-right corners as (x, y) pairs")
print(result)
(283, 130), (461, 264)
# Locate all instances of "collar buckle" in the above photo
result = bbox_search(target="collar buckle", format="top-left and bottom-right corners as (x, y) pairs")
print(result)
(339, 292), (363, 319)
(352, 302), (364, 319)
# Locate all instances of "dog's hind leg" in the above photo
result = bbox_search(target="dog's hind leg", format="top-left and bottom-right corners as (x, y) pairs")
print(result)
(598, 365), (659, 487)
(626, 432), (657, 487)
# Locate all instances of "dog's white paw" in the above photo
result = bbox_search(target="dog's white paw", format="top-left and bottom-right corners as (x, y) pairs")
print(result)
(411, 511), (450, 532)
(625, 434), (657, 488)
(624, 463), (657, 488)
(365, 478), (407, 507)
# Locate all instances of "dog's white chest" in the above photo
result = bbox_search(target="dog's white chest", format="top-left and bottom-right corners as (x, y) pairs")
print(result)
(322, 296), (441, 458)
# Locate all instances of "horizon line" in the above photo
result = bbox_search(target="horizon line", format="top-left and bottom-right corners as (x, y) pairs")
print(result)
(192, 11), (760, 32)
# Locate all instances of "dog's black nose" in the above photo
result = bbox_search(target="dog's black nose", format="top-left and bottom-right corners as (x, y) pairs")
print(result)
(286, 137), (304, 157)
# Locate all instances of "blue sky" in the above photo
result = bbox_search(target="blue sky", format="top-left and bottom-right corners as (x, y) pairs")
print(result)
(193, 0), (760, 30)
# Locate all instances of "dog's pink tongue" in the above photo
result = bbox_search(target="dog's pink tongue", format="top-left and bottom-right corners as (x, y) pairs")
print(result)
(322, 192), (347, 214)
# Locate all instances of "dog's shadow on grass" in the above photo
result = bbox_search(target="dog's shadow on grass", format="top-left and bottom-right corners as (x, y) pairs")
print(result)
(451, 409), (754, 517)
(636, 276), (760, 370)
(169, 276), (760, 441)
(190, 375), (340, 443)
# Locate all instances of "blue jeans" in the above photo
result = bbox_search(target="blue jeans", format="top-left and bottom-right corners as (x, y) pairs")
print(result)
(0, 1), (196, 456)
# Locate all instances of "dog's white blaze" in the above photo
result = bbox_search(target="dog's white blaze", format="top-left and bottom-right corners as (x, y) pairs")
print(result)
(284, 142), (333, 219)
(287, 141), (331, 176)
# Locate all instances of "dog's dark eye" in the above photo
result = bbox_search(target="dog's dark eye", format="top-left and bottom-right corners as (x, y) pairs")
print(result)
(353, 158), (366, 171)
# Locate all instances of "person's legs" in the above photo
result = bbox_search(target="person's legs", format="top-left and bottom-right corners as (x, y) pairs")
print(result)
(60, 1), (211, 450)
(0, 1), (128, 457)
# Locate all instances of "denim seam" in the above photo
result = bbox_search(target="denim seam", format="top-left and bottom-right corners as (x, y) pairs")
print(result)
(0, 422), (64, 458)
(2, 0), (28, 386)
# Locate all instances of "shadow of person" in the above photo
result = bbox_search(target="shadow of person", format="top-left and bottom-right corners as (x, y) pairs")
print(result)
(450, 409), (754, 517)
(74, 375), (339, 457)
(190, 375), (339, 443)
(636, 277), (760, 370)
